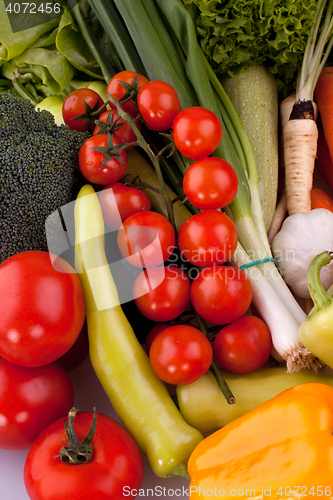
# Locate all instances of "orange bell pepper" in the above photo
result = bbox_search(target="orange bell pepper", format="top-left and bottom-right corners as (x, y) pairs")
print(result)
(188, 383), (333, 499)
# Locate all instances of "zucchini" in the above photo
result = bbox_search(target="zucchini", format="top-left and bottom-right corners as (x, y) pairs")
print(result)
(221, 65), (279, 233)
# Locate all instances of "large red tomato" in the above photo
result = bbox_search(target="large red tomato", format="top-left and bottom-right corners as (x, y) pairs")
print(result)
(0, 251), (85, 367)
(117, 211), (176, 268)
(24, 410), (144, 500)
(190, 265), (253, 325)
(133, 266), (191, 321)
(0, 358), (74, 450)
(213, 315), (272, 374)
(172, 106), (222, 160)
(149, 325), (213, 385)
(177, 210), (238, 267)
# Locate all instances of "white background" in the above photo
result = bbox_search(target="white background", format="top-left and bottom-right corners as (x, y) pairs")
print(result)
(0, 356), (190, 499)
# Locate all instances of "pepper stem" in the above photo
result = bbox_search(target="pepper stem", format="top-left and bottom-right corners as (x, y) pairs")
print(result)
(55, 407), (97, 464)
(307, 251), (333, 315)
(167, 461), (191, 480)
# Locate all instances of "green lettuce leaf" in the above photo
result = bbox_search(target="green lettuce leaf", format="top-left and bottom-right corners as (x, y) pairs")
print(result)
(183, 0), (317, 97)
(0, 0), (59, 61)
(56, 7), (104, 79)
(11, 47), (76, 94)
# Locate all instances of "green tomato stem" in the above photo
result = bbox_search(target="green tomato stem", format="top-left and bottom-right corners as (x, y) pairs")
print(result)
(106, 92), (177, 232)
(193, 310), (235, 405)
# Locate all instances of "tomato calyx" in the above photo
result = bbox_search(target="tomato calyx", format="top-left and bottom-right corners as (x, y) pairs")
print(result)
(110, 74), (141, 106)
(72, 99), (105, 132)
(90, 133), (134, 169)
(56, 407), (97, 465)
(94, 110), (141, 140)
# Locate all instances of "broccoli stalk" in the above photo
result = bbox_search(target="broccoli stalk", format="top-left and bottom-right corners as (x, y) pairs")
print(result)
(0, 92), (89, 263)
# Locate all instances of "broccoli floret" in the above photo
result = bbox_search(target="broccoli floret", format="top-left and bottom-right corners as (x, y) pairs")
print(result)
(0, 92), (89, 263)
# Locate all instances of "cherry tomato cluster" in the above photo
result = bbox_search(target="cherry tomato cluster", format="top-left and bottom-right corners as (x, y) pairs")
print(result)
(61, 70), (273, 385)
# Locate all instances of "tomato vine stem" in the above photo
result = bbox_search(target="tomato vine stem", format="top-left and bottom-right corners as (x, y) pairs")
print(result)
(194, 311), (236, 405)
(105, 92), (177, 233)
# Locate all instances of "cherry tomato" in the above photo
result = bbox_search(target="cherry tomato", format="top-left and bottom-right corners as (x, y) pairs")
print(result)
(172, 106), (222, 160)
(0, 251), (85, 367)
(99, 183), (151, 230)
(213, 315), (272, 374)
(137, 80), (181, 131)
(56, 320), (89, 372)
(133, 266), (191, 322)
(0, 358), (74, 450)
(106, 70), (149, 116)
(177, 210), (238, 267)
(24, 410), (144, 500)
(117, 211), (176, 268)
(62, 88), (104, 132)
(79, 134), (127, 185)
(145, 323), (169, 355)
(183, 157), (239, 210)
(190, 265), (253, 325)
(149, 325), (213, 385)
(93, 109), (140, 150)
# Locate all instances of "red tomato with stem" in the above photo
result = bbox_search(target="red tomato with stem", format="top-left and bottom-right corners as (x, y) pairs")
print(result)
(145, 323), (169, 355)
(172, 107), (222, 160)
(106, 70), (149, 116)
(0, 358), (74, 450)
(79, 134), (127, 185)
(117, 211), (176, 268)
(133, 266), (191, 322)
(62, 88), (104, 132)
(177, 210), (238, 267)
(99, 183), (151, 230)
(0, 251), (85, 367)
(149, 325), (213, 385)
(24, 410), (144, 500)
(137, 80), (181, 131)
(183, 157), (239, 210)
(190, 265), (253, 325)
(213, 315), (272, 374)
(93, 109), (140, 150)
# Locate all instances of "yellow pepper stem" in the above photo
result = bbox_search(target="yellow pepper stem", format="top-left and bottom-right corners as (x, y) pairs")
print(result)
(307, 251), (333, 317)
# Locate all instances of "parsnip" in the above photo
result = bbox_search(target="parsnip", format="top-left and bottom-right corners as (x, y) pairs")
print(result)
(284, 118), (318, 214)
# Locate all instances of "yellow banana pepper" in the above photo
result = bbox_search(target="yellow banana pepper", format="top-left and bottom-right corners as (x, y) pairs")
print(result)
(188, 383), (333, 498)
(74, 184), (203, 477)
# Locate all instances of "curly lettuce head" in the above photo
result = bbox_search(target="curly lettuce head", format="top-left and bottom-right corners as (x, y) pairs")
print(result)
(183, 0), (317, 97)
